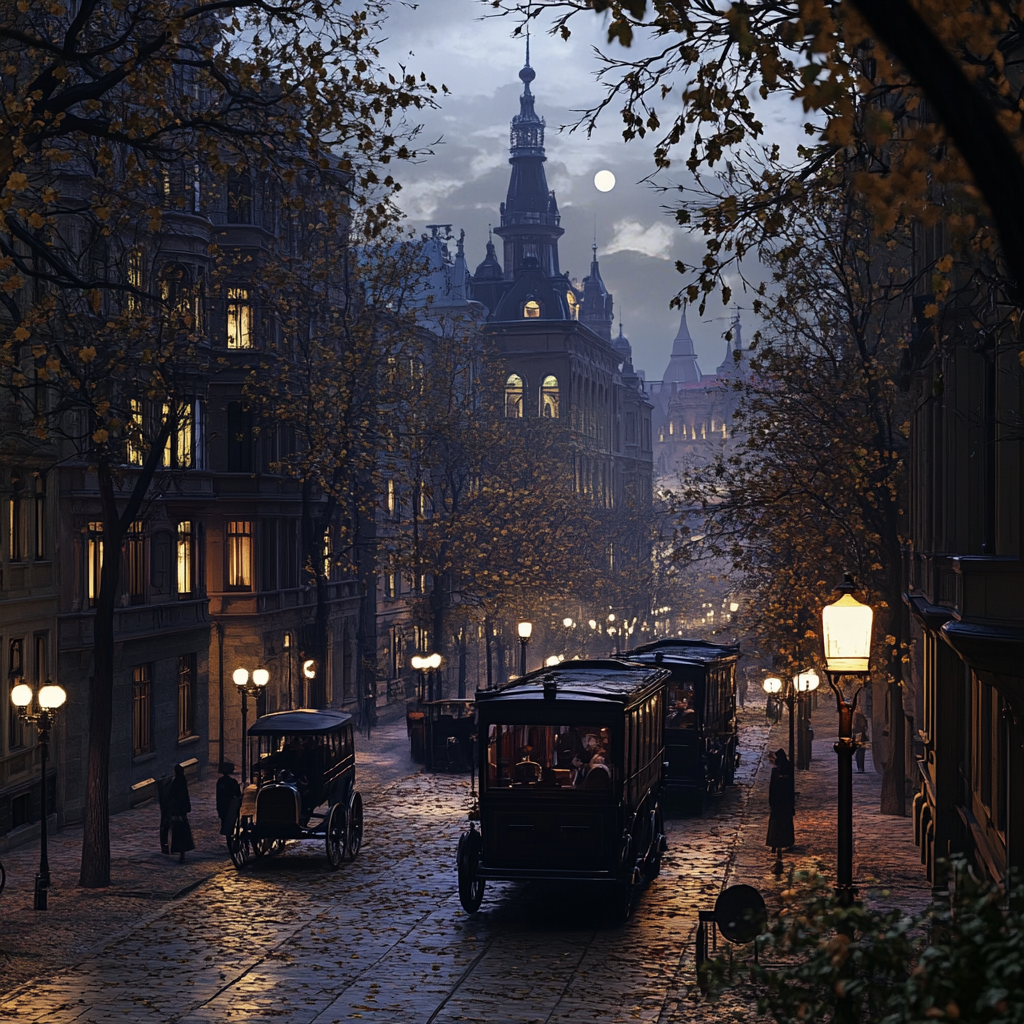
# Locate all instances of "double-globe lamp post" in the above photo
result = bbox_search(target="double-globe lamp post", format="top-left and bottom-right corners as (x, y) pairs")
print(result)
(411, 652), (442, 703)
(821, 573), (874, 906)
(794, 669), (820, 770)
(233, 667), (269, 784)
(762, 676), (795, 766)
(517, 621), (532, 677)
(11, 679), (67, 910)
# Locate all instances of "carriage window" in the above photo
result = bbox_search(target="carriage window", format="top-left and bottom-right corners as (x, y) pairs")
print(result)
(486, 724), (613, 791)
(666, 682), (697, 730)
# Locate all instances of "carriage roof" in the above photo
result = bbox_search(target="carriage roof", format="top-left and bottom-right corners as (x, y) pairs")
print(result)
(248, 709), (352, 736)
(478, 659), (669, 707)
(627, 638), (741, 665)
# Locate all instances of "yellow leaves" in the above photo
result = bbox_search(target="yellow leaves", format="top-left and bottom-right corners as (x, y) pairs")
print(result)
(5, 172), (28, 192)
(95, 206), (111, 221)
(13, 326), (31, 342)
(92, 428), (109, 444)
(936, 254), (953, 273)
(923, 304), (939, 319)
(31, 344), (46, 358)
(28, 211), (46, 229)
(79, 346), (97, 363)
(146, 207), (162, 231)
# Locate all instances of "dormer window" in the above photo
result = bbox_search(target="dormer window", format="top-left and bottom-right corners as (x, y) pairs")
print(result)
(523, 300), (540, 318)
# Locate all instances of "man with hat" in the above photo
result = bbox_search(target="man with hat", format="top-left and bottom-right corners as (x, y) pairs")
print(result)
(766, 748), (795, 870)
(216, 761), (242, 849)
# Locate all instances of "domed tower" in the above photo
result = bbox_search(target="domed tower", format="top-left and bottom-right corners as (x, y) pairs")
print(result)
(493, 53), (564, 280)
(472, 229), (504, 316)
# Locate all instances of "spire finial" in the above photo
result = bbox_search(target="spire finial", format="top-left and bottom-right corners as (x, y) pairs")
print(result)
(526, 22), (530, 68)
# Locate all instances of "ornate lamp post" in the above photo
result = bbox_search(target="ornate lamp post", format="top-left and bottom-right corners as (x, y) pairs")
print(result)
(233, 667), (269, 784)
(11, 679), (67, 910)
(762, 674), (784, 728)
(821, 573), (874, 905)
(794, 669), (820, 770)
(517, 621), (532, 677)
(607, 613), (620, 655)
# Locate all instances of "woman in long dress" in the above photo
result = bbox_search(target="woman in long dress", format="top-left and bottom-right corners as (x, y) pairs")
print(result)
(766, 748), (795, 855)
(168, 763), (195, 864)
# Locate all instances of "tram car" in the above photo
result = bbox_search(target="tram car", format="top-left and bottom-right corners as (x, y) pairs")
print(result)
(456, 659), (670, 921)
(624, 638), (741, 813)
(229, 709), (363, 869)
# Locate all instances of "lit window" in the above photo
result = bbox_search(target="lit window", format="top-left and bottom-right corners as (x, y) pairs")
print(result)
(523, 300), (540, 318)
(87, 521), (103, 606)
(227, 520), (253, 589)
(668, 421), (674, 435)
(127, 249), (142, 311)
(127, 398), (144, 466)
(126, 520), (145, 604)
(8, 469), (25, 562)
(227, 287), (253, 349)
(505, 374), (524, 418)
(162, 400), (196, 469)
(566, 291), (579, 320)
(323, 529), (331, 578)
(386, 478), (396, 516)
(177, 522), (192, 596)
(540, 375), (559, 419)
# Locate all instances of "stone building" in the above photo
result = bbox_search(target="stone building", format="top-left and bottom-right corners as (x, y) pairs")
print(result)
(0, 162), (362, 847)
(904, 250), (1024, 884)
(647, 308), (749, 485)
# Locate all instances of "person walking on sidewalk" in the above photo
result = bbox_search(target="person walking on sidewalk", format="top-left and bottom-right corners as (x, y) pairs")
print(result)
(168, 764), (195, 864)
(853, 709), (869, 773)
(216, 761), (241, 848)
(156, 771), (173, 855)
(766, 748), (795, 861)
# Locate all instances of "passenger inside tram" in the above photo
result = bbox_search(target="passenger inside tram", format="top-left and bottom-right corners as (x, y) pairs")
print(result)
(665, 684), (697, 730)
(487, 724), (613, 789)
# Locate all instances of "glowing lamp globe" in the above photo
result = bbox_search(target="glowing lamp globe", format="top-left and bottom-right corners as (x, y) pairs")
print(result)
(562, 617), (573, 628)
(822, 575), (873, 674)
(517, 621), (533, 640)
(427, 653), (442, 670)
(232, 668), (249, 687)
(302, 659), (317, 679)
(544, 655), (560, 667)
(794, 670), (820, 693)
(11, 682), (33, 708)
(762, 676), (782, 695)
(411, 655), (425, 671)
(252, 669), (269, 688)
(38, 684), (67, 709)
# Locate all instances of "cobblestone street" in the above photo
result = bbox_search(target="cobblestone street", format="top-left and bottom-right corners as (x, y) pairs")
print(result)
(0, 700), (928, 1023)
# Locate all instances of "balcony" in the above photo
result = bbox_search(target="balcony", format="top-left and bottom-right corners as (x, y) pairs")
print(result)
(58, 597), (209, 651)
(951, 556), (1024, 627)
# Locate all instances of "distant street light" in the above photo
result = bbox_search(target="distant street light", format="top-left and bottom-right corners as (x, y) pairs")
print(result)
(234, 667), (269, 784)
(11, 679), (67, 910)
(517, 621), (532, 677)
(821, 574), (874, 905)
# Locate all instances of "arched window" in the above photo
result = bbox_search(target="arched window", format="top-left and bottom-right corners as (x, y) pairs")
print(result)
(540, 375), (559, 418)
(523, 300), (540, 319)
(566, 291), (579, 320)
(505, 374), (524, 418)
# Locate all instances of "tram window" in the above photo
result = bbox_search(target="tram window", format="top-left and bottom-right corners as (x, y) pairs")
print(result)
(486, 723), (613, 790)
(667, 683), (697, 730)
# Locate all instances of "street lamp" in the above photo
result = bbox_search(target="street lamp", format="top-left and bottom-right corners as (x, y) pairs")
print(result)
(411, 652), (442, 702)
(794, 669), (820, 770)
(607, 613), (621, 655)
(562, 617), (574, 628)
(517, 621), (532, 677)
(234, 667), (269, 784)
(820, 574), (874, 905)
(11, 679), (67, 910)
(301, 658), (316, 707)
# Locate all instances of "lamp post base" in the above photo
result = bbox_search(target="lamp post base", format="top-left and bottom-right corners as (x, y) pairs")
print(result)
(33, 873), (47, 911)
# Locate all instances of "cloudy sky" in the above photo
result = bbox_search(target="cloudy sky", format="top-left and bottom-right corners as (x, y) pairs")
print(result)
(375, 0), (796, 379)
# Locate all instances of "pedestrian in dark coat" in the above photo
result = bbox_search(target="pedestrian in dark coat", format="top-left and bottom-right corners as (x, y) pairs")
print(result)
(766, 748), (795, 854)
(216, 761), (242, 845)
(156, 772), (173, 854)
(168, 763), (195, 863)
(852, 710), (869, 773)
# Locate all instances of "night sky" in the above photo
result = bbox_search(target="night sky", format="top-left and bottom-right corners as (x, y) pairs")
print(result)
(377, 0), (805, 380)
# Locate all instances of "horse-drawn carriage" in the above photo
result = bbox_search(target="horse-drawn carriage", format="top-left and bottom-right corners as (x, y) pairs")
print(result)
(229, 709), (363, 869)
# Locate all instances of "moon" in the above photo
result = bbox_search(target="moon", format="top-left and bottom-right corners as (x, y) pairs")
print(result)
(594, 169), (616, 193)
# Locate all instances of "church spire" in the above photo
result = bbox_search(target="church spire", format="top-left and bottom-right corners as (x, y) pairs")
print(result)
(580, 242), (614, 342)
(494, 54), (564, 280)
(663, 304), (702, 383)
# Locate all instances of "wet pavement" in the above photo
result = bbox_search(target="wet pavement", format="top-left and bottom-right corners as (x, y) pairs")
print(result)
(0, 701), (926, 1023)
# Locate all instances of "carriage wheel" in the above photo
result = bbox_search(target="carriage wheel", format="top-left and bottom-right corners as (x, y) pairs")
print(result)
(229, 818), (254, 870)
(610, 836), (636, 923)
(345, 794), (363, 861)
(457, 830), (484, 913)
(325, 803), (346, 869)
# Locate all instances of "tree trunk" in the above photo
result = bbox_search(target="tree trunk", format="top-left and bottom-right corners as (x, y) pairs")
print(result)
(353, 470), (378, 721)
(879, 679), (907, 816)
(79, 423), (172, 887)
(300, 480), (333, 708)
